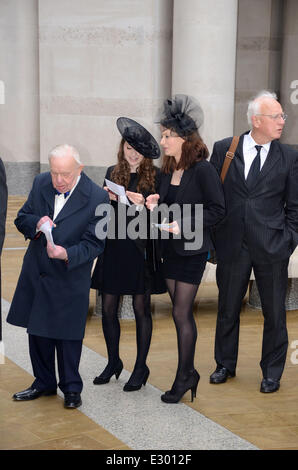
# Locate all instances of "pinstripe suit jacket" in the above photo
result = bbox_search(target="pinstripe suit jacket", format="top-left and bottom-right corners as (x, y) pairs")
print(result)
(210, 132), (298, 264)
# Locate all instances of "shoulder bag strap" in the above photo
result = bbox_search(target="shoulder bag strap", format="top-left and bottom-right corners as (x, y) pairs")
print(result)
(220, 136), (239, 183)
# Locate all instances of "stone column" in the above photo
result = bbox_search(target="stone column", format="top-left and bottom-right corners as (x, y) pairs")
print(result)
(234, 0), (284, 135)
(38, 0), (173, 317)
(38, 0), (173, 181)
(0, 81), (4, 105)
(0, 0), (40, 194)
(280, 0), (298, 148)
(172, 0), (238, 152)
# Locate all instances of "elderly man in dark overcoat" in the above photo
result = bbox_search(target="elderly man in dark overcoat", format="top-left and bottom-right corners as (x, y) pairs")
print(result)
(0, 157), (8, 342)
(7, 144), (109, 408)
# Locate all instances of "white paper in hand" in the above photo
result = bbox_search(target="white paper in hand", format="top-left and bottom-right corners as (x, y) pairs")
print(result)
(105, 178), (131, 206)
(39, 220), (55, 248)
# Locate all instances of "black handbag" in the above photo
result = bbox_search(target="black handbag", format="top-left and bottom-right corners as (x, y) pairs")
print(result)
(208, 136), (239, 264)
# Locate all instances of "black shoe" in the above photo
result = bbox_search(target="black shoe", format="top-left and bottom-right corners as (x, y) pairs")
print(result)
(64, 392), (82, 408)
(260, 378), (280, 393)
(93, 359), (123, 385)
(13, 386), (57, 401)
(161, 370), (200, 404)
(123, 365), (150, 392)
(209, 366), (235, 384)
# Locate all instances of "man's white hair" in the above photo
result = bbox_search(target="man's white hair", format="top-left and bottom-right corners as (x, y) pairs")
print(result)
(247, 90), (278, 128)
(48, 144), (82, 165)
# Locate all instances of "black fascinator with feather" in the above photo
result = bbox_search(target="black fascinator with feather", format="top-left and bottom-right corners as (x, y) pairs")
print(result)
(156, 94), (204, 137)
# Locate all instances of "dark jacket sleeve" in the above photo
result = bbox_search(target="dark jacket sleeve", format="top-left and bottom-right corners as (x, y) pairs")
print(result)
(196, 162), (226, 228)
(284, 147), (298, 247)
(66, 187), (110, 271)
(0, 158), (8, 254)
(175, 162), (226, 235)
(103, 166), (114, 186)
(209, 137), (233, 176)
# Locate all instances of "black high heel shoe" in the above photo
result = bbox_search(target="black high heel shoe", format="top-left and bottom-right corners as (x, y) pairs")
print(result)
(123, 365), (150, 392)
(161, 370), (200, 404)
(93, 359), (123, 385)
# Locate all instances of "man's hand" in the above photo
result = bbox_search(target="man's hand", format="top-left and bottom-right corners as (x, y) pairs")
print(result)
(47, 241), (68, 261)
(37, 216), (56, 231)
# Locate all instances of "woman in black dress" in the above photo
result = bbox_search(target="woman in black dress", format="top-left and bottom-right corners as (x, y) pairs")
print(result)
(92, 117), (163, 391)
(146, 95), (225, 403)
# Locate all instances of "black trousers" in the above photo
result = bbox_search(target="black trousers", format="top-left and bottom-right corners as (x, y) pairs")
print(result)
(29, 334), (83, 393)
(214, 246), (289, 380)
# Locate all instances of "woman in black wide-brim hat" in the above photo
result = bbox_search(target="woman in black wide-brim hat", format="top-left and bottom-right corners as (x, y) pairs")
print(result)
(146, 95), (225, 403)
(91, 117), (165, 392)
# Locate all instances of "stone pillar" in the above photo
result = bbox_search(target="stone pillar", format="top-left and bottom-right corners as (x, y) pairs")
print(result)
(38, 0), (173, 318)
(234, 0), (284, 135)
(38, 0), (173, 182)
(172, 0), (238, 152)
(0, 0), (40, 194)
(280, 0), (298, 148)
(0, 81), (4, 105)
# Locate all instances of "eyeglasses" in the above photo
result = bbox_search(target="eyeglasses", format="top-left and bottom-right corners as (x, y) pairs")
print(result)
(256, 113), (288, 121)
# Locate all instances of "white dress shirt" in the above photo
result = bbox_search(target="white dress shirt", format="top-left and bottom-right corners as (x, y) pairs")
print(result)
(243, 132), (271, 179)
(53, 175), (81, 221)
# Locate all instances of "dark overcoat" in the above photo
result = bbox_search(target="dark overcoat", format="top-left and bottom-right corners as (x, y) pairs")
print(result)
(210, 132), (298, 264)
(7, 171), (109, 340)
(0, 158), (8, 341)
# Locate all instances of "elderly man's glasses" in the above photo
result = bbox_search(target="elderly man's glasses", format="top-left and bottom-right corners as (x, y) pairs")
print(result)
(256, 113), (288, 121)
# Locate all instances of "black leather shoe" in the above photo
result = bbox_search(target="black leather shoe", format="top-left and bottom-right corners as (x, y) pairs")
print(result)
(209, 366), (235, 384)
(13, 386), (57, 401)
(260, 378), (280, 393)
(64, 392), (82, 408)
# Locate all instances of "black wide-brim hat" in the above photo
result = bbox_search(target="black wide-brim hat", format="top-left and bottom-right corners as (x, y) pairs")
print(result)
(116, 117), (160, 159)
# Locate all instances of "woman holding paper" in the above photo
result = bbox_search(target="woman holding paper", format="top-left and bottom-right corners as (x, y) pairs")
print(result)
(92, 117), (164, 392)
(146, 95), (225, 403)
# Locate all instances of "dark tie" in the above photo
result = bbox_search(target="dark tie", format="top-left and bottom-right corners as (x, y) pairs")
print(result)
(246, 145), (262, 189)
(55, 189), (70, 199)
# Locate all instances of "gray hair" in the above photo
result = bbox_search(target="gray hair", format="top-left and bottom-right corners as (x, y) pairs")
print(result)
(48, 144), (82, 165)
(247, 90), (278, 128)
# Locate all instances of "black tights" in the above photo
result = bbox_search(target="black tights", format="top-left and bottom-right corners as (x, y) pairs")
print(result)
(166, 279), (200, 382)
(101, 291), (152, 375)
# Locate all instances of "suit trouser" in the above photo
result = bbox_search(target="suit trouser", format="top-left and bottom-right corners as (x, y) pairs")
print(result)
(29, 334), (83, 393)
(214, 246), (289, 380)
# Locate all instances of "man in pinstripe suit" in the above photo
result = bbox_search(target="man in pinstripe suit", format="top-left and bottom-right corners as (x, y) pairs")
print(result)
(209, 91), (298, 393)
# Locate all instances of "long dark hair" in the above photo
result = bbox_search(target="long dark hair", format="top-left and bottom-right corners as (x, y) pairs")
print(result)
(111, 138), (156, 193)
(161, 130), (209, 174)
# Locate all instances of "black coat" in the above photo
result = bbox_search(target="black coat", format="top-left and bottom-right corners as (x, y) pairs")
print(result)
(0, 158), (8, 341)
(91, 165), (166, 295)
(156, 160), (225, 256)
(7, 172), (109, 340)
(210, 132), (298, 263)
